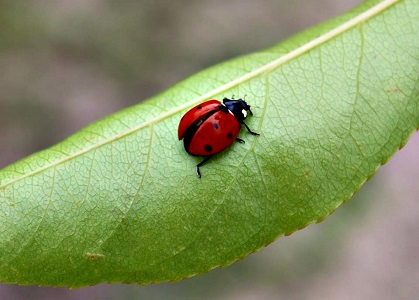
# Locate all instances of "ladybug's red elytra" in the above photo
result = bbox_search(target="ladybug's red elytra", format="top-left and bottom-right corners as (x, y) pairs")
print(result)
(178, 97), (259, 178)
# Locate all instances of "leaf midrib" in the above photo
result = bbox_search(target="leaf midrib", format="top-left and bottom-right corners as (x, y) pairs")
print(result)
(0, 0), (400, 189)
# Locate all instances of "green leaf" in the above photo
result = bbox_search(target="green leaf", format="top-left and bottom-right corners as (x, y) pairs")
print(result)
(0, 0), (418, 288)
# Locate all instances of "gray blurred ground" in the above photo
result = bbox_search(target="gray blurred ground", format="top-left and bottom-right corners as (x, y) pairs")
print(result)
(1, 0), (418, 299)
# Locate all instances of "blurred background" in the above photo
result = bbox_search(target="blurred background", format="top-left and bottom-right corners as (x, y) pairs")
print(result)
(1, 0), (418, 299)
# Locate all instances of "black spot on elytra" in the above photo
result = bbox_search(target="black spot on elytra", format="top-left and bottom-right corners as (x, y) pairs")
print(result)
(197, 105), (202, 109)
(227, 132), (233, 139)
(204, 144), (213, 152)
(213, 122), (219, 129)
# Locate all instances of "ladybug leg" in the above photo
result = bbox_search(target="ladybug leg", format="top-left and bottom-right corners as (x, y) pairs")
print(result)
(196, 156), (211, 178)
(242, 122), (260, 136)
(236, 137), (245, 143)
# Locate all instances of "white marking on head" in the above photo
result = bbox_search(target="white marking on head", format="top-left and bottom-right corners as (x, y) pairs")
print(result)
(242, 109), (247, 118)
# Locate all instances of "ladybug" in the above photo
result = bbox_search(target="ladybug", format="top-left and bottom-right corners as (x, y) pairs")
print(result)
(178, 97), (259, 178)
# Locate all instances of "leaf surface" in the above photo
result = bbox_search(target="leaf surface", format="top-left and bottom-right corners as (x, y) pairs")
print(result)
(0, 0), (418, 287)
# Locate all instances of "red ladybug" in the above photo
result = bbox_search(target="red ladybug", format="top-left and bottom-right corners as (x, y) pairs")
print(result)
(178, 97), (259, 178)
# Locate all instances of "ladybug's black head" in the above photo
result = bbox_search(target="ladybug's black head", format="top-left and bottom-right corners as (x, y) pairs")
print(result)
(222, 97), (253, 123)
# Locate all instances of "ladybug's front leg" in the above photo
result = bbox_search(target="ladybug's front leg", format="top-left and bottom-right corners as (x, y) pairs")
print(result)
(235, 137), (245, 143)
(242, 122), (259, 136)
(196, 156), (212, 178)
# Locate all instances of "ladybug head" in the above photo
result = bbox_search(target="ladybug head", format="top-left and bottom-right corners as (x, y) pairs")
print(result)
(222, 97), (253, 122)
